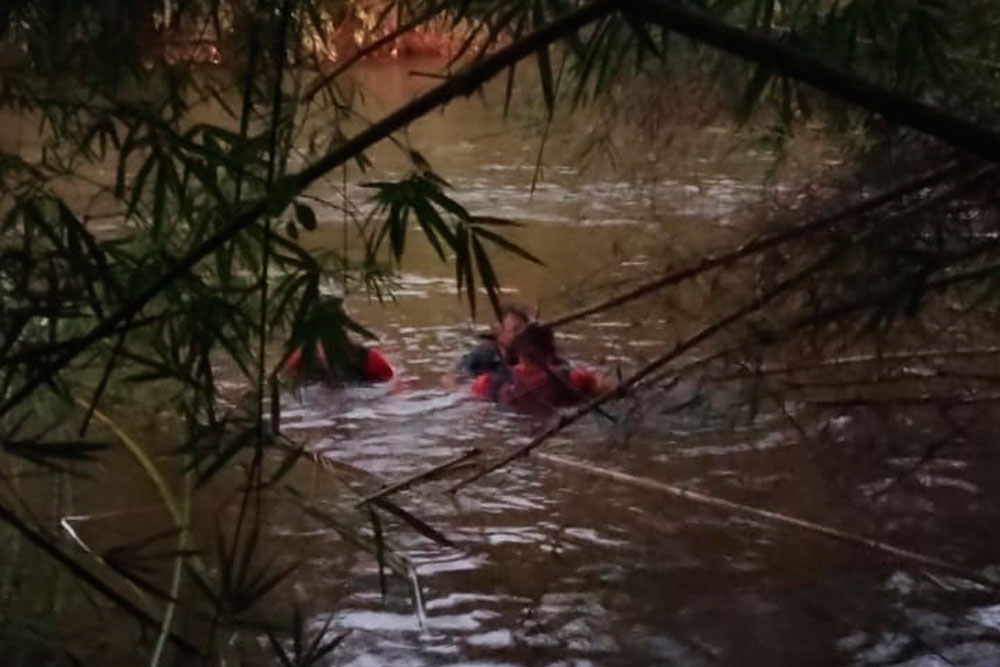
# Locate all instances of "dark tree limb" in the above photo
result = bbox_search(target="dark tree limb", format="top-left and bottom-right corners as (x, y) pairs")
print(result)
(627, 0), (1000, 163)
(0, 0), (620, 420)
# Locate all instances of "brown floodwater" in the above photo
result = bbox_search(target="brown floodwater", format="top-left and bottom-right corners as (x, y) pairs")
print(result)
(8, 60), (1000, 666)
(251, 62), (1000, 666)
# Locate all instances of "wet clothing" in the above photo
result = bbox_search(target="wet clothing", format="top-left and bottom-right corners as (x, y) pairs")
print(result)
(457, 339), (507, 378)
(470, 362), (514, 402)
(284, 343), (394, 384)
(471, 361), (600, 410)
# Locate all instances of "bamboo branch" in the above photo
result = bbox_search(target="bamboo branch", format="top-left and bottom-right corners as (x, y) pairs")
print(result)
(773, 258), (1000, 345)
(356, 448), (480, 506)
(536, 452), (998, 591)
(288, 0), (613, 191)
(808, 394), (1000, 408)
(0, 0), (620, 420)
(627, 0), (1000, 163)
(543, 162), (969, 331)
(454, 167), (994, 491)
(780, 372), (1000, 390)
(710, 346), (1000, 381)
(276, 440), (457, 548)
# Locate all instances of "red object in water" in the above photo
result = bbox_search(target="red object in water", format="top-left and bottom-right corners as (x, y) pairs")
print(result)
(362, 347), (395, 382)
(283, 343), (394, 383)
(283, 347), (306, 375)
(470, 364), (601, 406)
(470, 372), (491, 398)
(567, 367), (599, 396)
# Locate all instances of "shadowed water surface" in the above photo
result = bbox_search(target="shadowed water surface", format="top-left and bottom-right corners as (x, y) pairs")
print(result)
(26, 60), (999, 665)
(251, 62), (1000, 667)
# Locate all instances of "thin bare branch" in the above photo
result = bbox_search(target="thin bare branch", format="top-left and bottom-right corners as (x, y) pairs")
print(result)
(537, 452), (998, 591)
(628, 0), (1000, 163)
(710, 347), (1000, 381)
(356, 448), (480, 505)
(544, 162), (975, 330)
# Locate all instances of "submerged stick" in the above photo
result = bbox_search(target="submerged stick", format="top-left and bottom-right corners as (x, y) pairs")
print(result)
(711, 346), (1000, 381)
(536, 452), (999, 591)
(356, 448), (481, 505)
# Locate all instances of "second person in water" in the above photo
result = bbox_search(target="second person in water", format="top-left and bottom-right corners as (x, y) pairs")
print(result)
(457, 303), (534, 378)
(283, 339), (394, 385)
(282, 298), (607, 412)
(470, 321), (605, 411)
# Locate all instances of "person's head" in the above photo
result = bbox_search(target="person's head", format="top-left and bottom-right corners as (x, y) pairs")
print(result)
(510, 323), (557, 367)
(495, 303), (533, 349)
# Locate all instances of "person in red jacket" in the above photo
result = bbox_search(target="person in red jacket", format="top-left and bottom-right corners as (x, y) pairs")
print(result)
(471, 323), (604, 411)
(283, 339), (394, 385)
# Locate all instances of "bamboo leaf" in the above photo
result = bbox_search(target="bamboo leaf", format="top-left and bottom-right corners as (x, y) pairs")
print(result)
(472, 225), (545, 266)
(470, 234), (502, 320)
(410, 198), (452, 262)
(536, 46), (556, 115)
(294, 202), (317, 231)
(738, 64), (773, 121)
(533, 0), (556, 114)
(623, 11), (661, 58)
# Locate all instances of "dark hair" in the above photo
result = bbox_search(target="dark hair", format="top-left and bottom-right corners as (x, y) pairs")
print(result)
(499, 303), (533, 324)
(511, 323), (556, 363)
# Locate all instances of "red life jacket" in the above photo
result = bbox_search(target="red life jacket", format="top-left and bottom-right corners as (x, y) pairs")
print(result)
(471, 362), (600, 409)
(284, 343), (394, 384)
(362, 348), (395, 382)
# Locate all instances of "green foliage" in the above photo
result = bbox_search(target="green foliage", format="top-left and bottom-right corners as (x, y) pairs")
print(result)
(364, 166), (542, 317)
(0, 0), (549, 661)
(266, 605), (349, 667)
(1, 0), (999, 663)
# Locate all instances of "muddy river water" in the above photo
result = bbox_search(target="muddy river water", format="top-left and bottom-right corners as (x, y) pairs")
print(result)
(8, 59), (999, 666)
(247, 63), (1000, 666)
